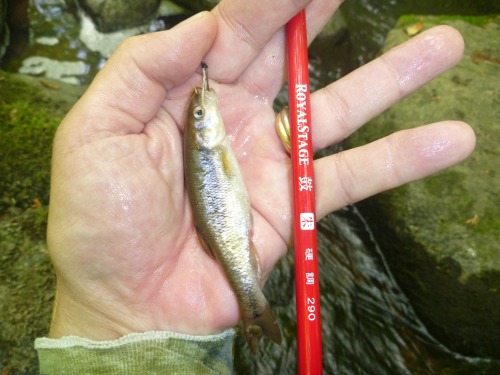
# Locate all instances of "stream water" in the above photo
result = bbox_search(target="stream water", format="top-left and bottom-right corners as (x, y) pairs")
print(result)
(235, 208), (499, 374)
(2, 0), (499, 373)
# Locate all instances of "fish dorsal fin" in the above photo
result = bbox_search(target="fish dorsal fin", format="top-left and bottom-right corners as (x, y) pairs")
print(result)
(195, 225), (217, 260)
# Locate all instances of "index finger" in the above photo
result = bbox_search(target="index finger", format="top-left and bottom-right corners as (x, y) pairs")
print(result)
(205, 0), (313, 82)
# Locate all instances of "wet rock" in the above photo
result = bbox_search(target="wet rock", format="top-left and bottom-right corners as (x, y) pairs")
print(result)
(348, 15), (500, 358)
(0, 0), (7, 59)
(5, 0), (29, 30)
(172, 0), (218, 12)
(78, 2), (186, 58)
(77, 0), (161, 32)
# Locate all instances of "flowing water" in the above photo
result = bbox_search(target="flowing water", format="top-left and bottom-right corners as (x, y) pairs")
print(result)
(2, 0), (500, 373)
(234, 208), (500, 374)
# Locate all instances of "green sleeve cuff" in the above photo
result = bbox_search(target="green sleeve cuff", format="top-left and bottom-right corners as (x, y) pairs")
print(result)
(35, 329), (235, 374)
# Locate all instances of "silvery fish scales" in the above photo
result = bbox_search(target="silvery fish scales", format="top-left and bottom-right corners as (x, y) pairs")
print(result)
(183, 63), (281, 353)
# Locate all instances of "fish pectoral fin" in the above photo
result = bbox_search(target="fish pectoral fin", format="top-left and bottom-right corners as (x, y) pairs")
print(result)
(250, 242), (262, 281)
(195, 225), (217, 260)
(243, 302), (282, 354)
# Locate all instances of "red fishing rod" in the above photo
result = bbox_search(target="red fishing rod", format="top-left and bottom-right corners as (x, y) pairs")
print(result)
(286, 10), (323, 375)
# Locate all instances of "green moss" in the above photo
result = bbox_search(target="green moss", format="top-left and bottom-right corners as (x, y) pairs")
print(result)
(0, 71), (80, 374)
(0, 72), (65, 212)
(0, 206), (55, 374)
(397, 14), (499, 28)
(472, 205), (500, 235)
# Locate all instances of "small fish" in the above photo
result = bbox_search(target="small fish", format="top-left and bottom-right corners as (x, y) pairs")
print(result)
(184, 63), (282, 353)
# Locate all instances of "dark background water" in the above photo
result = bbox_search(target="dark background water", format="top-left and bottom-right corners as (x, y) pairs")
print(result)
(1, 0), (499, 374)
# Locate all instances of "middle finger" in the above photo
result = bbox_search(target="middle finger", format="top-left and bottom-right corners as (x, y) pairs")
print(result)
(310, 25), (465, 151)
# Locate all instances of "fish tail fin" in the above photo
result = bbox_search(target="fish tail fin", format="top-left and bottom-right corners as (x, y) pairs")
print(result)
(243, 302), (282, 354)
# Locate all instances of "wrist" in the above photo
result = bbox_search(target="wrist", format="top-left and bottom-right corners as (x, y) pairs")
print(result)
(49, 282), (234, 341)
(49, 285), (132, 340)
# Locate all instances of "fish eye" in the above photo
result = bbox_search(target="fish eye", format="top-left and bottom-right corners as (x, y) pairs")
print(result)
(193, 106), (204, 119)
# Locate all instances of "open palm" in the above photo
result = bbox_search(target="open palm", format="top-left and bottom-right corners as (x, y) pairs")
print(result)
(47, 0), (475, 340)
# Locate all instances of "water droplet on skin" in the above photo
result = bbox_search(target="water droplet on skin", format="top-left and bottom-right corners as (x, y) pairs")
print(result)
(422, 139), (451, 158)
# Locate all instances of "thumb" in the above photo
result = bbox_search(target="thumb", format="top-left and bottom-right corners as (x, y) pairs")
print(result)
(63, 11), (217, 137)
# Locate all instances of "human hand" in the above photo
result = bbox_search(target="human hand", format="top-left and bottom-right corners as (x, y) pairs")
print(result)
(47, 0), (475, 340)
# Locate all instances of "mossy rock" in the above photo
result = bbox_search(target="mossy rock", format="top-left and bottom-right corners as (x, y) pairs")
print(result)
(0, 71), (85, 373)
(0, 72), (84, 210)
(348, 16), (500, 358)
